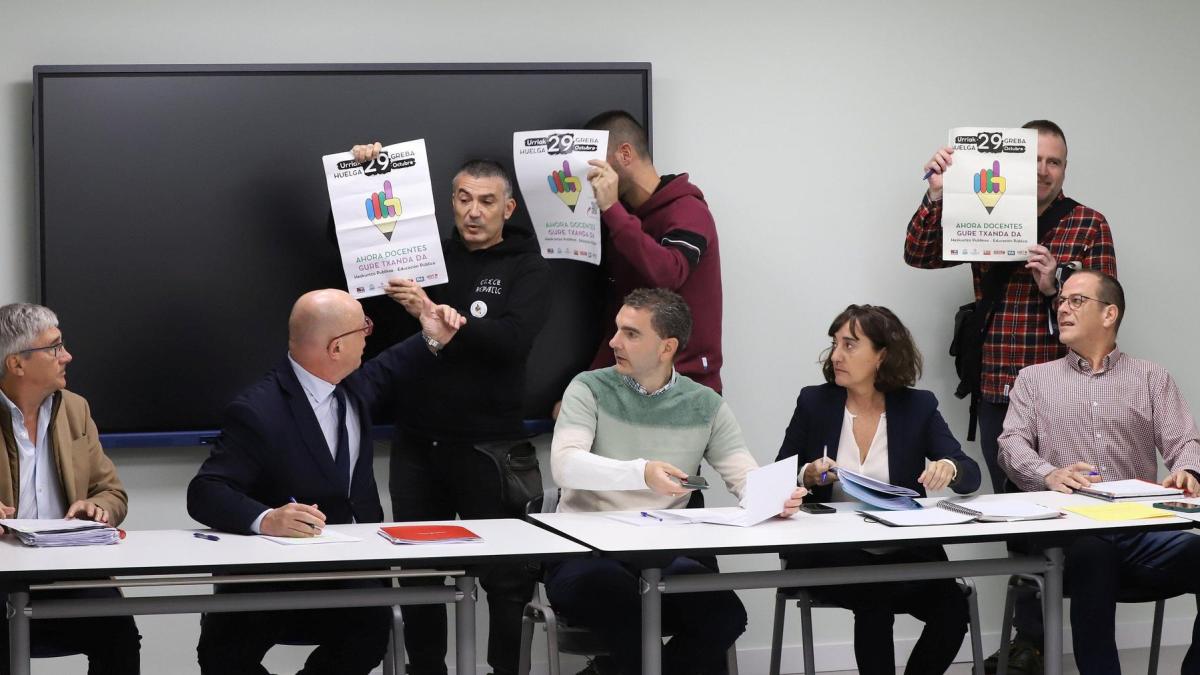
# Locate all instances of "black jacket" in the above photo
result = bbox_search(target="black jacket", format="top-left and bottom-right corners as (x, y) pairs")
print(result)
(187, 336), (431, 533)
(396, 226), (551, 441)
(776, 382), (981, 502)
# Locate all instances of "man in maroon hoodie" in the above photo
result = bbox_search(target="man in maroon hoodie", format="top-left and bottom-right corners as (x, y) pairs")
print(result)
(584, 110), (724, 393)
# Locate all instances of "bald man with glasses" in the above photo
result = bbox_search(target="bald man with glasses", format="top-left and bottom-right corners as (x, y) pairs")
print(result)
(187, 289), (464, 675)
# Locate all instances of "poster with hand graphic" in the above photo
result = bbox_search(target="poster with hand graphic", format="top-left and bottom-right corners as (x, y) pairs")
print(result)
(941, 127), (1037, 262)
(322, 138), (448, 299)
(513, 129), (608, 265)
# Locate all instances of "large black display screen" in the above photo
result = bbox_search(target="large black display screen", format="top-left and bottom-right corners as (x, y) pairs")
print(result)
(35, 64), (651, 445)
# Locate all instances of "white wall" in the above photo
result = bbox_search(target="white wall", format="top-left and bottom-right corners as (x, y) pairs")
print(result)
(4, 1), (1200, 672)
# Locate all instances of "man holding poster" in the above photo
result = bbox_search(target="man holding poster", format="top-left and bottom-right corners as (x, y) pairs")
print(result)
(323, 139), (450, 299)
(512, 128), (608, 264)
(350, 143), (549, 675)
(904, 120), (1115, 672)
(583, 110), (725, 393)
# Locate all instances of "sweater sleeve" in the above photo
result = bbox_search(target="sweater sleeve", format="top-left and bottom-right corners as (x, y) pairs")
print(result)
(603, 201), (708, 290)
(550, 379), (648, 490)
(704, 402), (759, 501)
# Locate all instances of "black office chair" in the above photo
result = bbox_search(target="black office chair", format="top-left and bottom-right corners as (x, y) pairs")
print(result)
(767, 569), (984, 675)
(997, 574), (1196, 675)
(517, 490), (739, 675)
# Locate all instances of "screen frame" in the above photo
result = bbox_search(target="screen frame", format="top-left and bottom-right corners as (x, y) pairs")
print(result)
(32, 62), (652, 448)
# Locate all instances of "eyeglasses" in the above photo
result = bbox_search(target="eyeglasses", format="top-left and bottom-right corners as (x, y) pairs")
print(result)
(1054, 294), (1108, 310)
(327, 317), (374, 350)
(16, 341), (67, 358)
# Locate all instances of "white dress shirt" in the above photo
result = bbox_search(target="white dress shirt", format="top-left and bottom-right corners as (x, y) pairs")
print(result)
(831, 408), (889, 501)
(1, 390), (67, 519)
(250, 356), (361, 533)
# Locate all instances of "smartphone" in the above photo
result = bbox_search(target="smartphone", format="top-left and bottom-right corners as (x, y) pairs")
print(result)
(800, 502), (837, 515)
(678, 475), (709, 490)
(1154, 501), (1200, 513)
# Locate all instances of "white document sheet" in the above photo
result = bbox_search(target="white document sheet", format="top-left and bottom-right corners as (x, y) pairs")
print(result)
(322, 138), (448, 298)
(649, 455), (799, 528)
(941, 127), (1037, 262)
(512, 129), (608, 265)
(260, 527), (361, 545)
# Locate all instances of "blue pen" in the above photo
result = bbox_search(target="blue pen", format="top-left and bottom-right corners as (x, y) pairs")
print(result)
(193, 532), (220, 542)
(923, 168), (936, 181)
(819, 445), (829, 483)
(289, 496), (318, 530)
(640, 511), (664, 522)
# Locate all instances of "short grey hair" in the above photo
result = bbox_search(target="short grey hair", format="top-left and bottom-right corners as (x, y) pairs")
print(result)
(453, 159), (514, 200)
(0, 303), (59, 377)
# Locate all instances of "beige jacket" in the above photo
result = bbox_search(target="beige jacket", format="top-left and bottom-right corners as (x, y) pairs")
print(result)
(1, 389), (128, 526)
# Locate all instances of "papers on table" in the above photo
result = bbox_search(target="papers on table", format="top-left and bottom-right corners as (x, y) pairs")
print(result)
(604, 511), (696, 527)
(322, 138), (448, 299)
(936, 497), (1062, 522)
(941, 126), (1037, 262)
(260, 527), (361, 545)
(639, 456), (799, 528)
(1064, 503), (1177, 522)
(860, 509), (976, 527)
(0, 518), (120, 547)
(859, 498), (1062, 527)
(1075, 479), (1184, 501)
(512, 129), (608, 265)
(835, 469), (921, 511)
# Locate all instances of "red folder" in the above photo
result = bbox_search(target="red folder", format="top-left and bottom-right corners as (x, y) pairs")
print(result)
(377, 524), (482, 545)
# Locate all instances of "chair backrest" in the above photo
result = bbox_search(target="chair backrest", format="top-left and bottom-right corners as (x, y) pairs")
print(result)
(525, 488), (560, 516)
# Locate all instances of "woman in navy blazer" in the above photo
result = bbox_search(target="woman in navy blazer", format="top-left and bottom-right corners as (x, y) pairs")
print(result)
(776, 304), (981, 675)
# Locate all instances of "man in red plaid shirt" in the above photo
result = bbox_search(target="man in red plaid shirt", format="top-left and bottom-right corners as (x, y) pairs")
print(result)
(905, 120), (1116, 673)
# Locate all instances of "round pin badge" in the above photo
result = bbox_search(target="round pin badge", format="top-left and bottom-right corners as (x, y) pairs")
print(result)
(470, 300), (488, 318)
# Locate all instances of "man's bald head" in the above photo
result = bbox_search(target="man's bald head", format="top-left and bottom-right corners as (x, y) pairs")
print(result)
(288, 289), (362, 350)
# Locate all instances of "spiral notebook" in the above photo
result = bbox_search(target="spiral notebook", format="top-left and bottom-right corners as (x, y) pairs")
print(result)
(859, 498), (1062, 527)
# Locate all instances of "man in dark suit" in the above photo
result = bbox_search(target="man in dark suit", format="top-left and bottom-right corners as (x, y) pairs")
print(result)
(187, 288), (464, 675)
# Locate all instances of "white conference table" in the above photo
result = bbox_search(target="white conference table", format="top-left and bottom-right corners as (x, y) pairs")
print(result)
(2, 519), (589, 675)
(531, 491), (1197, 675)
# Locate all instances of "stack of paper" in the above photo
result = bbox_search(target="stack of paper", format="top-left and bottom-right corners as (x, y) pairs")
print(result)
(836, 469), (922, 510)
(0, 518), (120, 547)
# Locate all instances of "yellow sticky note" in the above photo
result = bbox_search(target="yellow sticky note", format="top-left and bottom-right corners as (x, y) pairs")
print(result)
(1064, 503), (1175, 521)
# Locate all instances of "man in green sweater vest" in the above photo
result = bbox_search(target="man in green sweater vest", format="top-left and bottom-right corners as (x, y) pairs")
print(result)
(546, 288), (804, 675)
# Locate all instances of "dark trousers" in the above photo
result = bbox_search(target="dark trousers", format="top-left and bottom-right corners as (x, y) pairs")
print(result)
(0, 587), (141, 675)
(786, 547), (968, 675)
(390, 434), (535, 675)
(196, 583), (390, 675)
(977, 399), (1009, 495)
(544, 556), (746, 675)
(1065, 531), (1200, 675)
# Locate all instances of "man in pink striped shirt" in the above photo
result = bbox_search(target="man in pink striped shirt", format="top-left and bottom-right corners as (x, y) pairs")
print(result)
(999, 269), (1200, 674)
